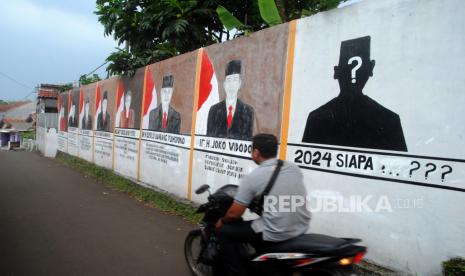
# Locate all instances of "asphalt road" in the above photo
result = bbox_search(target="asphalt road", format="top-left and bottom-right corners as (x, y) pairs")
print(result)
(0, 150), (193, 276)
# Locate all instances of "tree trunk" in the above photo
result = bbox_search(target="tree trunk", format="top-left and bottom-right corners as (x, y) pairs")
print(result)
(274, 0), (287, 21)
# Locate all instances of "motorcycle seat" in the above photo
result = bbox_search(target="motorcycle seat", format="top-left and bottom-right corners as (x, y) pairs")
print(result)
(260, 233), (352, 254)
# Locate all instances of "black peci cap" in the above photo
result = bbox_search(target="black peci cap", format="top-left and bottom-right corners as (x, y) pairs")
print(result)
(225, 60), (241, 76)
(162, 75), (174, 88)
(339, 36), (371, 64)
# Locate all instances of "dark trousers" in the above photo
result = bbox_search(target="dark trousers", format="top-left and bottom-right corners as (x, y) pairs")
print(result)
(216, 221), (262, 276)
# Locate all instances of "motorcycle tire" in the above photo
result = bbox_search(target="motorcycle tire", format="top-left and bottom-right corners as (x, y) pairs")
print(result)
(184, 229), (214, 276)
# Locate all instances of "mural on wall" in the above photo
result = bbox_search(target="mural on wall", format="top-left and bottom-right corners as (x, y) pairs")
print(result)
(94, 79), (117, 170)
(68, 89), (79, 128)
(139, 52), (197, 197)
(67, 88), (81, 156)
(57, 92), (68, 153)
(113, 70), (144, 179)
(83, 97), (93, 129)
(78, 84), (97, 162)
(95, 79), (117, 132)
(195, 50), (219, 135)
(302, 36), (407, 151)
(80, 94), (93, 130)
(191, 24), (290, 201)
(285, 1), (465, 274)
(118, 90), (135, 128)
(205, 60), (255, 140)
(148, 75), (181, 133)
(114, 74), (143, 130)
(287, 24), (465, 192)
(95, 87), (111, 132)
(58, 93), (67, 132)
(49, 1), (465, 274)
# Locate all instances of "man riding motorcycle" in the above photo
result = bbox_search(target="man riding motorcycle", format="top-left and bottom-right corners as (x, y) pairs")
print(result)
(215, 133), (311, 276)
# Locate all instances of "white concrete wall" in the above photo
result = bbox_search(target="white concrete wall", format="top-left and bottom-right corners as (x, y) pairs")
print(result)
(49, 1), (465, 274)
(286, 0), (465, 275)
(37, 126), (57, 158)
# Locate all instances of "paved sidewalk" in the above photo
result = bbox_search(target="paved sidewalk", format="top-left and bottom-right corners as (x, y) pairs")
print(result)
(0, 151), (192, 276)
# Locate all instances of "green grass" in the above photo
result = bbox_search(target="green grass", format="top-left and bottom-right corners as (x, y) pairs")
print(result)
(20, 131), (35, 140)
(56, 152), (202, 223)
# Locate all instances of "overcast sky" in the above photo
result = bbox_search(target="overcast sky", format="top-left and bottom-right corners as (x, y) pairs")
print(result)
(0, 0), (117, 101)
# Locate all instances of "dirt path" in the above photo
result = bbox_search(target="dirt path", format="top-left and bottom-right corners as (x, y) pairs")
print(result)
(0, 150), (192, 276)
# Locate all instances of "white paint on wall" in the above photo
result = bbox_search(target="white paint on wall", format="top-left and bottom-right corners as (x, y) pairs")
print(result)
(288, 0), (465, 274)
(78, 129), (94, 162)
(93, 131), (113, 170)
(139, 131), (191, 198)
(57, 130), (68, 153)
(113, 128), (140, 180)
(67, 127), (79, 157)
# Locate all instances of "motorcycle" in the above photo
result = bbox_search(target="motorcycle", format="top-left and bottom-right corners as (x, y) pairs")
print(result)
(184, 184), (367, 276)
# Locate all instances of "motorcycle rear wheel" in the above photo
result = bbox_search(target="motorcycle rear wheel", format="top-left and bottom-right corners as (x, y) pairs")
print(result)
(184, 229), (214, 276)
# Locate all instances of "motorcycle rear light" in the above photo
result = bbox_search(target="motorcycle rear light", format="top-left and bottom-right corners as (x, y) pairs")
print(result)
(339, 251), (366, 266)
(353, 251), (366, 263)
(339, 257), (353, 266)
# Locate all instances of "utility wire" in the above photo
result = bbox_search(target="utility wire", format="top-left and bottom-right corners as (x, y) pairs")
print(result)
(84, 61), (109, 77)
(0, 71), (33, 90)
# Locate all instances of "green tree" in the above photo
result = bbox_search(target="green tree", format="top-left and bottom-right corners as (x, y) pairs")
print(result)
(58, 83), (73, 92)
(217, 0), (341, 33)
(95, 0), (224, 76)
(79, 74), (102, 85)
(95, 0), (341, 76)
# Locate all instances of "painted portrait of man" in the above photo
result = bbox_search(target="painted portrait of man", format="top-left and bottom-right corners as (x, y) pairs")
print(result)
(206, 60), (254, 140)
(119, 90), (135, 128)
(302, 36), (407, 151)
(59, 101), (67, 131)
(148, 75), (181, 133)
(97, 91), (111, 131)
(68, 104), (78, 127)
(81, 96), (92, 130)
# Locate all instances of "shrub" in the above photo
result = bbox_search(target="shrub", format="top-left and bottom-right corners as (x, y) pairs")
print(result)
(443, 257), (465, 276)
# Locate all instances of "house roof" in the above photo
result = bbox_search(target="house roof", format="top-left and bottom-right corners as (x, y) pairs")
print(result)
(1, 101), (35, 119)
(10, 121), (34, 131)
(0, 119), (33, 131)
(0, 101), (30, 112)
(38, 89), (58, 99)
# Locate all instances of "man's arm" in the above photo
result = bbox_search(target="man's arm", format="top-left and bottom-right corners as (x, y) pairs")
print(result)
(216, 172), (258, 228)
(216, 202), (247, 228)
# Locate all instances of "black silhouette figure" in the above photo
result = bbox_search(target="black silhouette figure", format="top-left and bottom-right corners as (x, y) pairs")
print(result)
(207, 60), (254, 140)
(302, 36), (407, 151)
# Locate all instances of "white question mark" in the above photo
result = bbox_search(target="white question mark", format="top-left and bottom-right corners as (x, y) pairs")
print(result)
(348, 56), (362, 84)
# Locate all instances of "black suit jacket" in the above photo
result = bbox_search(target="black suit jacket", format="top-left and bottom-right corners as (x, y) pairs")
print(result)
(81, 116), (92, 130)
(206, 99), (254, 140)
(68, 116), (77, 128)
(97, 112), (111, 132)
(302, 94), (407, 151)
(148, 105), (181, 134)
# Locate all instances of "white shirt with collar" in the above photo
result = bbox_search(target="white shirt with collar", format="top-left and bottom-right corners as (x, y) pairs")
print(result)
(162, 103), (169, 117)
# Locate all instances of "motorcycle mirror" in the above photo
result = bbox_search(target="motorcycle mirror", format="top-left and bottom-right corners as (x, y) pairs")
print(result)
(195, 184), (210, 195)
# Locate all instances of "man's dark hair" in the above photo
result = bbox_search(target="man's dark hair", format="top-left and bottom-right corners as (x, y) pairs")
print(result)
(252, 133), (278, 158)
